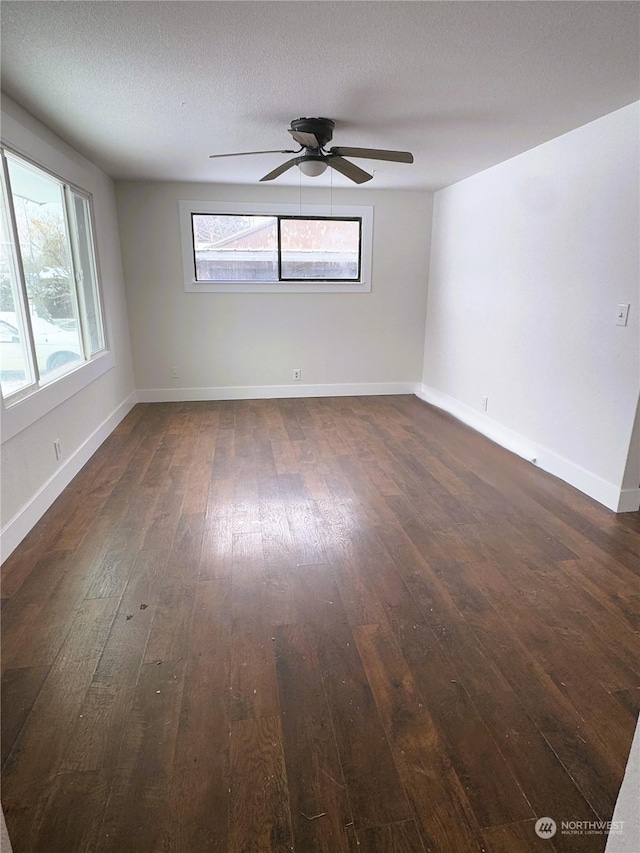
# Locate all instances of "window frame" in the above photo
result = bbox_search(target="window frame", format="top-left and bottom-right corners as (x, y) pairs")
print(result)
(277, 215), (362, 283)
(180, 200), (373, 294)
(0, 145), (112, 437)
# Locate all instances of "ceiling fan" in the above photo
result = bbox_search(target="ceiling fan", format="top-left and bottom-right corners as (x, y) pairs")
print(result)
(209, 117), (414, 184)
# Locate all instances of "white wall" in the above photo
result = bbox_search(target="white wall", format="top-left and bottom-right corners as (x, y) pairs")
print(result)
(0, 96), (137, 557)
(421, 102), (640, 512)
(116, 181), (432, 399)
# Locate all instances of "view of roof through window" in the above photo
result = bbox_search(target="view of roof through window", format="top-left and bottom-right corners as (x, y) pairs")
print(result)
(191, 213), (361, 282)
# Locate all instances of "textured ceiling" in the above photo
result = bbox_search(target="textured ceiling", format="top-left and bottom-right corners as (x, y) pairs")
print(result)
(1, 1), (638, 191)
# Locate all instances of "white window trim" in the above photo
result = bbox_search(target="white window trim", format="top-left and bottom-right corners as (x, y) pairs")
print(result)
(1, 348), (114, 443)
(0, 145), (112, 443)
(179, 200), (373, 294)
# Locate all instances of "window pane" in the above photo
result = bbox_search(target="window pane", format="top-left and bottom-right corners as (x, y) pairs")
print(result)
(192, 214), (277, 281)
(72, 192), (104, 354)
(280, 218), (360, 280)
(0, 179), (34, 397)
(6, 156), (83, 381)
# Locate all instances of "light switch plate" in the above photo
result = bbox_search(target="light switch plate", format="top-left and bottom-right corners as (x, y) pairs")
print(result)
(616, 304), (630, 326)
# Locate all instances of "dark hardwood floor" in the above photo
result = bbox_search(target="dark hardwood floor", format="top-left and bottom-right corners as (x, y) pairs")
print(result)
(1, 396), (638, 852)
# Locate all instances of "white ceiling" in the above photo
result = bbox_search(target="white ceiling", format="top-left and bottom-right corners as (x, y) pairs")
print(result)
(1, 1), (638, 191)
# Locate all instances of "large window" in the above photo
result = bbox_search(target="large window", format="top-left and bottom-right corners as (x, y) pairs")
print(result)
(180, 201), (373, 294)
(0, 149), (105, 402)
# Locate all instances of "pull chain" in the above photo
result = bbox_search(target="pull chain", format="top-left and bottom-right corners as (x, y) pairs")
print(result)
(330, 164), (333, 216)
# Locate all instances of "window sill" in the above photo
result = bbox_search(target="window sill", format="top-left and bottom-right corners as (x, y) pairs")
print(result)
(185, 280), (371, 294)
(1, 350), (115, 443)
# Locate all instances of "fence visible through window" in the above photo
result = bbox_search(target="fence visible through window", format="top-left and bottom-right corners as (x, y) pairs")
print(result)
(191, 213), (361, 283)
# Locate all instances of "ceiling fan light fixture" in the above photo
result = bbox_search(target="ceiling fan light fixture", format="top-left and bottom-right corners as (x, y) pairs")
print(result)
(298, 158), (328, 177)
(211, 118), (413, 184)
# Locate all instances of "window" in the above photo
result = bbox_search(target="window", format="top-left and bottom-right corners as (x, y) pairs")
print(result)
(0, 149), (106, 402)
(193, 214), (278, 282)
(280, 217), (360, 281)
(191, 214), (361, 283)
(180, 201), (373, 293)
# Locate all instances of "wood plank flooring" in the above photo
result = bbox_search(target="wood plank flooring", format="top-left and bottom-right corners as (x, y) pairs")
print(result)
(2, 396), (639, 852)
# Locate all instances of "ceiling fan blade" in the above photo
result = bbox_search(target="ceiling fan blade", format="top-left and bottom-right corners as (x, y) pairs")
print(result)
(327, 156), (373, 184)
(209, 149), (298, 159)
(330, 147), (414, 163)
(288, 129), (320, 148)
(259, 158), (298, 182)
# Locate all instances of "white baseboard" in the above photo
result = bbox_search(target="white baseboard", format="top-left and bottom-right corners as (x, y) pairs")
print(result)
(416, 384), (539, 461)
(616, 488), (640, 514)
(417, 384), (638, 514)
(138, 381), (419, 403)
(0, 391), (137, 563)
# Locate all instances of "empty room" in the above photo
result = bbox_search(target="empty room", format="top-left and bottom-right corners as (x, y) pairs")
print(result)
(1, 2), (639, 852)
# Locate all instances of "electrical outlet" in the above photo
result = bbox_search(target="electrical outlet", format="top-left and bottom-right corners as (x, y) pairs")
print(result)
(54, 439), (61, 460)
(293, 368), (301, 381)
(482, 396), (489, 412)
(170, 366), (179, 379)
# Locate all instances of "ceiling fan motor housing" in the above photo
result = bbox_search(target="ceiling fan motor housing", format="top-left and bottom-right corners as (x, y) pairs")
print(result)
(290, 117), (335, 149)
